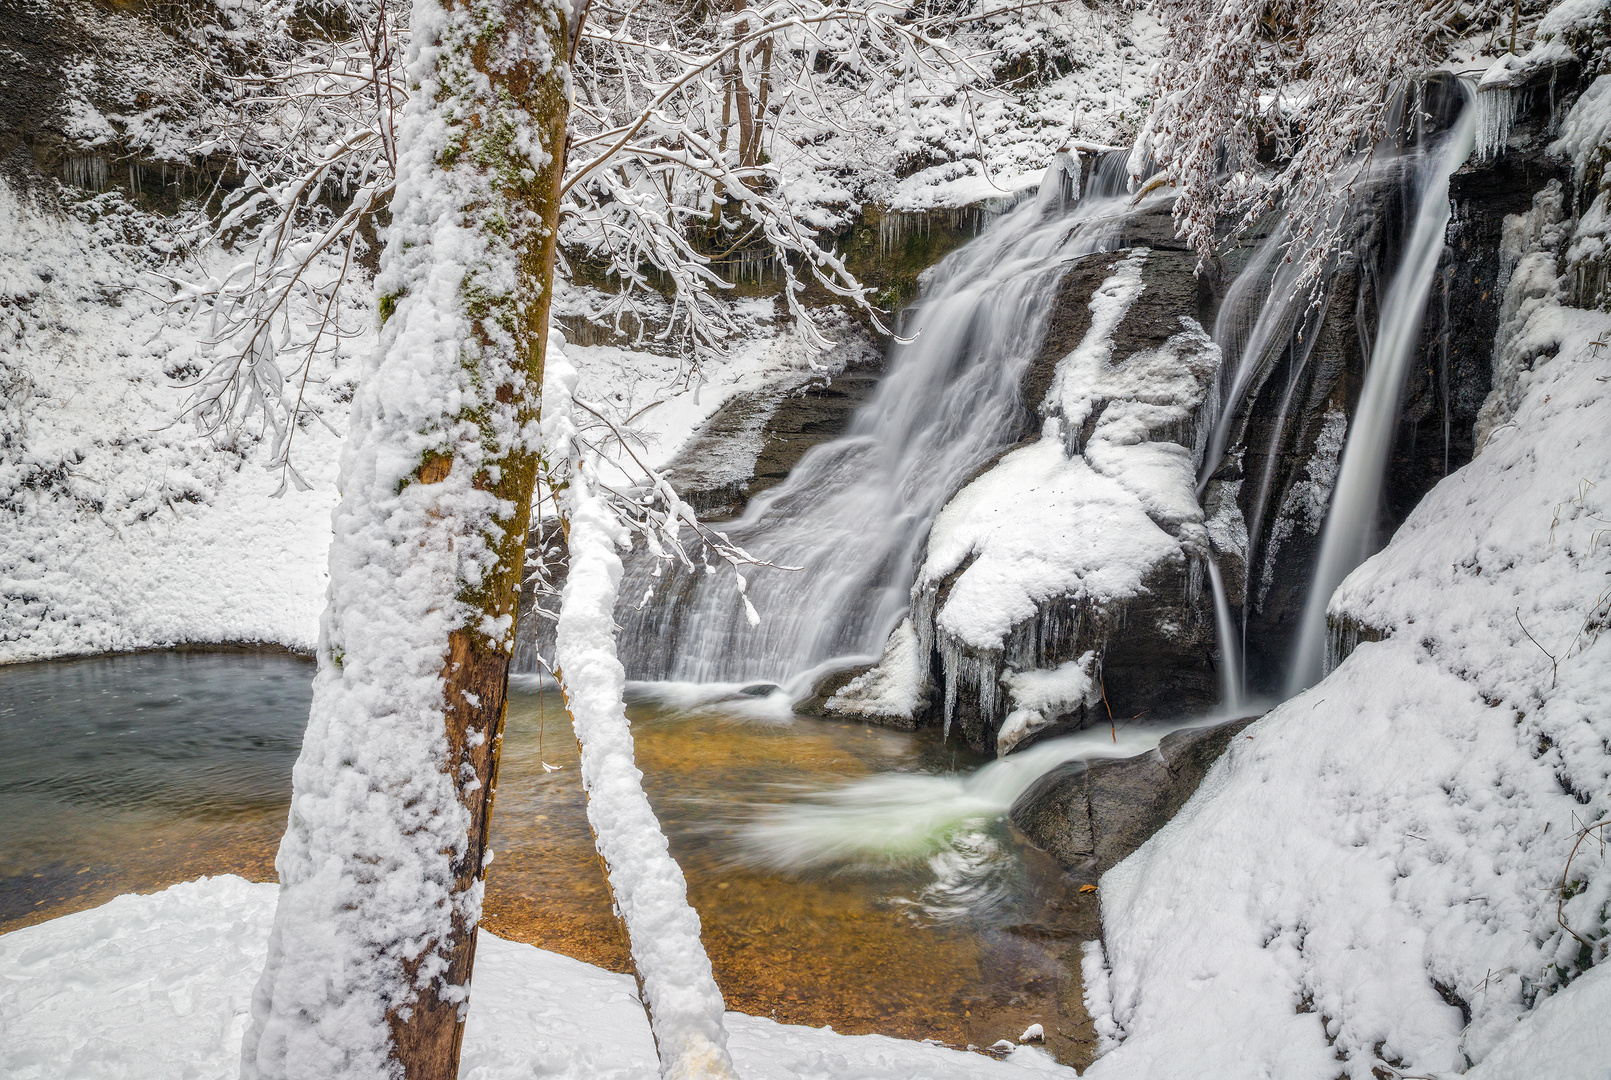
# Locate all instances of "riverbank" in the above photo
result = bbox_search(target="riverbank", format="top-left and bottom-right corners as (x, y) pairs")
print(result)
(0, 875), (1074, 1080)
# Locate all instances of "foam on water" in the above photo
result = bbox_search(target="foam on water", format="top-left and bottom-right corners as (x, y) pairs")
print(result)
(734, 713), (1242, 875)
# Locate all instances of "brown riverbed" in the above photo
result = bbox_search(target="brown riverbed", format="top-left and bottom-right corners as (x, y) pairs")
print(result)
(0, 652), (1099, 1065)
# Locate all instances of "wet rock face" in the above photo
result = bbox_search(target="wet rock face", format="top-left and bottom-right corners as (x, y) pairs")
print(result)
(662, 357), (882, 521)
(1389, 78), (1572, 525)
(1233, 80), (1571, 693)
(1010, 715), (1257, 872)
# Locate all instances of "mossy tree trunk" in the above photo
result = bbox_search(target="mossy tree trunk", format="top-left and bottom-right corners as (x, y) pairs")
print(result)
(239, 0), (571, 1077)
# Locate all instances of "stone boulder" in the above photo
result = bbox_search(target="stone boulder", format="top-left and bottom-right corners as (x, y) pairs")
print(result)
(1009, 715), (1257, 872)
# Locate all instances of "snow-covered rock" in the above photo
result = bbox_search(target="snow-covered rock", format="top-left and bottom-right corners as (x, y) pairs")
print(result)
(910, 236), (1222, 753)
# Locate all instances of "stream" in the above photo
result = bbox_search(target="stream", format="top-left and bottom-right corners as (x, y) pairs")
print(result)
(0, 650), (1124, 1065)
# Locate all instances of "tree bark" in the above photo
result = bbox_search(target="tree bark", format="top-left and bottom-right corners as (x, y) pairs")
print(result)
(383, 1), (571, 1070)
(240, 0), (570, 1076)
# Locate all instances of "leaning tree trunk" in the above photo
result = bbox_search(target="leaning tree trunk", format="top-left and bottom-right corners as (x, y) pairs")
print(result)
(240, 0), (569, 1077)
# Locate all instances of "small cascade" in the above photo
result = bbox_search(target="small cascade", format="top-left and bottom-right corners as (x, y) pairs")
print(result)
(1288, 83), (1477, 693)
(1241, 317), (1330, 590)
(737, 719), (1205, 872)
(1190, 197), (1341, 702)
(1197, 215), (1338, 495)
(1206, 559), (1244, 712)
(619, 154), (1138, 683)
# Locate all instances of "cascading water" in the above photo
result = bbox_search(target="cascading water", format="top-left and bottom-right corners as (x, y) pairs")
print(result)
(1194, 207), (1339, 708)
(1206, 560), (1245, 711)
(619, 153), (1138, 684)
(736, 719), (1202, 873)
(1288, 83), (1477, 693)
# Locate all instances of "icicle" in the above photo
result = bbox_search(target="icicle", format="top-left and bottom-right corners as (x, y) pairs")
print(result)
(1474, 87), (1516, 162)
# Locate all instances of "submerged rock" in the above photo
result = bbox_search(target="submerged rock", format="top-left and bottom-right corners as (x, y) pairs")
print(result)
(1009, 715), (1257, 872)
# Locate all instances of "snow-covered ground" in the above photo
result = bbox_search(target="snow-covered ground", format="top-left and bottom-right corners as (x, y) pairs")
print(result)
(0, 182), (354, 661)
(0, 876), (1071, 1080)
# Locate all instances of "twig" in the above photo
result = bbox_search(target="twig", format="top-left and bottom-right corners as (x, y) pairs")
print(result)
(1515, 608), (1559, 689)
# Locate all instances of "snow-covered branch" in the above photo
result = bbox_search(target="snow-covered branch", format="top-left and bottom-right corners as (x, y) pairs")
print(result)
(1135, 0), (1509, 279)
(541, 345), (745, 1079)
(165, 0), (1089, 476)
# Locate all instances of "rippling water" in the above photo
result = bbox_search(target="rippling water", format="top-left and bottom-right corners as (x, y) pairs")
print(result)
(0, 654), (1117, 1063)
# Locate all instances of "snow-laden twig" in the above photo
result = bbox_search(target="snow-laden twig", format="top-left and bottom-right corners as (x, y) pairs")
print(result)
(1135, 0), (1511, 282)
(166, 0), (1059, 477)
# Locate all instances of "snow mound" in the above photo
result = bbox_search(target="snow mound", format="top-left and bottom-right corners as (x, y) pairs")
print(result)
(1081, 283), (1611, 1075)
(826, 618), (927, 722)
(0, 877), (1074, 1080)
(917, 251), (1216, 654)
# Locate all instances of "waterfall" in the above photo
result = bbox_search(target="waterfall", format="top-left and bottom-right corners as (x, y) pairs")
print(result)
(1198, 214), (1341, 497)
(1206, 559), (1245, 711)
(619, 154), (1137, 685)
(1192, 194), (1340, 706)
(1288, 85), (1476, 693)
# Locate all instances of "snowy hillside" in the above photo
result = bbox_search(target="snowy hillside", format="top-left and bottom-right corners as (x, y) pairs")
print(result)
(0, 180), (831, 662)
(1080, 87), (1611, 1079)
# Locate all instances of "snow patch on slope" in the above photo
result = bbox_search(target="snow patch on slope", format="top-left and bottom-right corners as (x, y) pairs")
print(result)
(0, 181), (355, 663)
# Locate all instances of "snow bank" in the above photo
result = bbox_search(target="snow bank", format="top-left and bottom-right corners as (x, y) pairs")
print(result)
(0, 876), (1074, 1080)
(0, 181), (354, 662)
(1082, 284), (1611, 1076)
(0, 181), (805, 665)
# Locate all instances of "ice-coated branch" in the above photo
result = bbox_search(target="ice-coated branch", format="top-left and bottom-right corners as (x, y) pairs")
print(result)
(169, 0), (1040, 475)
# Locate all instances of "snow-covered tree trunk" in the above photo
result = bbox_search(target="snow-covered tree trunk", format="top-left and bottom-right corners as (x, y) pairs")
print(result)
(543, 354), (742, 1080)
(239, 0), (569, 1076)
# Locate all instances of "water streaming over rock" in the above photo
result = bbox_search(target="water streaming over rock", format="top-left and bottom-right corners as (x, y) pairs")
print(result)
(1289, 83), (1477, 692)
(1205, 559), (1245, 712)
(619, 153), (1137, 683)
(735, 718), (1201, 874)
(1192, 199), (1346, 706)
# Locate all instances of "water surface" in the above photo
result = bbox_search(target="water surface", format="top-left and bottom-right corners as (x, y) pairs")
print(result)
(0, 653), (1102, 1063)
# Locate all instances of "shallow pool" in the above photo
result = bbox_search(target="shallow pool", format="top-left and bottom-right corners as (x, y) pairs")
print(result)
(0, 652), (1101, 1064)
